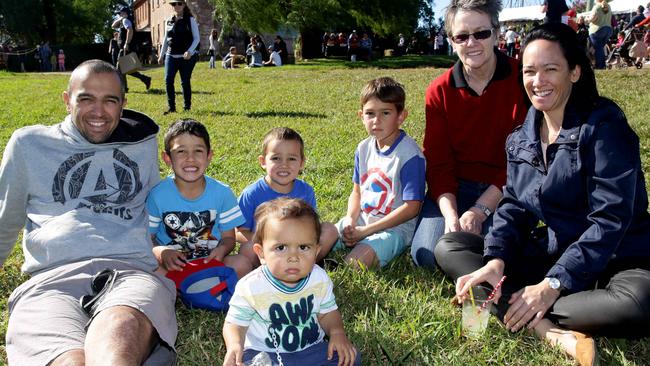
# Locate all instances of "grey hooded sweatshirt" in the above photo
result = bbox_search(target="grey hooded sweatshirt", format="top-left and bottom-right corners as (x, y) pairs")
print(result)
(0, 109), (160, 274)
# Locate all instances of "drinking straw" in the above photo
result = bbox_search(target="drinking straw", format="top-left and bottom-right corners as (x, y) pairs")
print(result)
(468, 285), (476, 308)
(480, 276), (506, 311)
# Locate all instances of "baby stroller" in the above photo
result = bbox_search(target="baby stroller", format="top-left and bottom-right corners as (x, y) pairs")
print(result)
(607, 28), (645, 69)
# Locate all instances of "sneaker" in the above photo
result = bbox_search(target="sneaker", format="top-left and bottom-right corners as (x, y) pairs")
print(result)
(163, 109), (176, 115)
(144, 76), (151, 90)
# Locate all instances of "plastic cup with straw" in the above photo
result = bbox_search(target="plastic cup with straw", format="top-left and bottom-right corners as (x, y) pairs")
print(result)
(461, 276), (506, 338)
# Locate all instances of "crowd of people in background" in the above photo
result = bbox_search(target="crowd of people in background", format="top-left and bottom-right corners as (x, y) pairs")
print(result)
(3, 0), (650, 74)
(320, 29), (452, 61)
(0, 41), (66, 73)
(496, 2), (650, 69)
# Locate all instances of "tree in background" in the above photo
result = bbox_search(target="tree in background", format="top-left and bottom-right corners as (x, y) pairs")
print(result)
(346, 0), (433, 36)
(0, 0), (124, 45)
(212, 0), (434, 59)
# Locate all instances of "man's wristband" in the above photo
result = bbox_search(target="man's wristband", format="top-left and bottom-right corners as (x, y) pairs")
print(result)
(472, 202), (492, 217)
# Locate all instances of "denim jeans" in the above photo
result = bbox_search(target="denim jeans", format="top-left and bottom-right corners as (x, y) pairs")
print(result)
(590, 26), (612, 69)
(410, 179), (493, 270)
(164, 53), (198, 110)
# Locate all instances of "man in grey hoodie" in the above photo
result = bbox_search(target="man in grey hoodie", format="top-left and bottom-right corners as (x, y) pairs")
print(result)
(0, 60), (176, 365)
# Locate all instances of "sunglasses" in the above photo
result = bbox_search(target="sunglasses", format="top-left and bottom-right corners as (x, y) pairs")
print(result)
(451, 29), (494, 44)
(79, 268), (118, 316)
(170, 2), (184, 6)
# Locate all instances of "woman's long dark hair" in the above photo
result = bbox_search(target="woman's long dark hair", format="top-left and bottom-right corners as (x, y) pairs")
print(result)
(182, 3), (193, 18)
(521, 22), (599, 111)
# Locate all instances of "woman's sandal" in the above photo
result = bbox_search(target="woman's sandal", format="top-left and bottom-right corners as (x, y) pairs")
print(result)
(572, 331), (598, 366)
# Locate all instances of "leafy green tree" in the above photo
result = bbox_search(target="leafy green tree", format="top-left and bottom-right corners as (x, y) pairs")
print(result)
(0, 0), (122, 45)
(346, 0), (433, 37)
(214, 0), (344, 38)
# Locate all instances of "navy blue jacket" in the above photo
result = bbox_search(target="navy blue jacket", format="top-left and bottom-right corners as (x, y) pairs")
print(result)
(485, 98), (650, 293)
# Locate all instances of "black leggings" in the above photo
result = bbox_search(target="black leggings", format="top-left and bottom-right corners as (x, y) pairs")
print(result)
(434, 232), (650, 338)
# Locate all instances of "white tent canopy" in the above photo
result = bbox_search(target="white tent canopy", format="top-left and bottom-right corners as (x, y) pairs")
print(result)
(577, 0), (646, 18)
(502, 0), (646, 22)
(499, 5), (546, 22)
(609, 0), (646, 14)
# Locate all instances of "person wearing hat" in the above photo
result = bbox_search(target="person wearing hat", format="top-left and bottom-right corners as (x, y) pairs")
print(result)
(111, 6), (152, 92)
(263, 45), (282, 66)
(505, 25), (519, 57)
(158, 0), (200, 114)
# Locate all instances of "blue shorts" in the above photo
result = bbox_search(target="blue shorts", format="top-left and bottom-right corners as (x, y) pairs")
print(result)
(243, 341), (361, 366)
(334, 218), (407, 267)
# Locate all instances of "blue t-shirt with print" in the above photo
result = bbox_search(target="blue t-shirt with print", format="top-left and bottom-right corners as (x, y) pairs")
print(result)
(146, 176), (245, 259)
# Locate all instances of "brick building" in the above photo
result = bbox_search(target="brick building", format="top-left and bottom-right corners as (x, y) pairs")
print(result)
(133, 0), (216, 54)
(132, 0), (295, 61)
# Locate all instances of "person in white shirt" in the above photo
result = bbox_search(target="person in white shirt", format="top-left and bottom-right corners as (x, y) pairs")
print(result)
(208, 28), (221, 69)
(223, 198), (359, 366)
(505, 26), (519, 57)
(263, 45), (282, 66)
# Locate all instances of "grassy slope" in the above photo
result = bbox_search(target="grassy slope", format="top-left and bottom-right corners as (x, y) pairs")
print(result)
(0, 57), (649, 365)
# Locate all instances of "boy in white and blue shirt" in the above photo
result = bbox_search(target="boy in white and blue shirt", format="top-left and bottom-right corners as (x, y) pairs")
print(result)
(335, 77), (426, 268)
(147, 119), (250, 278)
(223, 198), (360, 366)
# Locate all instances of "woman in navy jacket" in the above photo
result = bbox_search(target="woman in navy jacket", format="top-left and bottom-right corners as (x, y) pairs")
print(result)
(435, 23), (650, 366)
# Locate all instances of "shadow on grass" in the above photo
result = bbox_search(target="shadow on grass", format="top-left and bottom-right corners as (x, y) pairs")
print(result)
(244, 111), (328, 119)
(129, 88), (215, 95)
(209, 110), (237, 117)
(298, 55), (457, 69)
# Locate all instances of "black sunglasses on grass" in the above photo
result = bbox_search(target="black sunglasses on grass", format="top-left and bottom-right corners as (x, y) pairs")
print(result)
(451, 29), (494, 44)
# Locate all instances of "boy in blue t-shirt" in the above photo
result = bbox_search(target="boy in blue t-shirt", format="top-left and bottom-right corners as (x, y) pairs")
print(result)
(334, 77), (426, 269)
(236, 127), (338, 268)
(147, 119), (250, 278)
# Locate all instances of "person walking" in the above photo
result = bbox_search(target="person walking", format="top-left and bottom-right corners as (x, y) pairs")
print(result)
(505, 26), (519, 57)
(108, 32), (120, 66)
(111, 6), (152, 92)
(588, 0), (613, 69)
(208, 28), (220, 69)
(158, 0), (200, 114)
(39, 41), (52, 72)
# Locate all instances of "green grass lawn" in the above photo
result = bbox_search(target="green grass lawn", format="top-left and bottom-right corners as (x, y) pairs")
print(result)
(1, 57), (650, 365)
